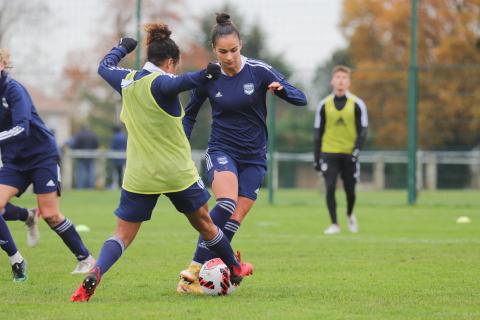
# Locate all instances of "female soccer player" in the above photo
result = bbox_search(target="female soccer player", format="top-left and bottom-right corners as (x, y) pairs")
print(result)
(70, 23), (253, 302)
(0, 49), (94, 281)
(177, 13), (307, 293)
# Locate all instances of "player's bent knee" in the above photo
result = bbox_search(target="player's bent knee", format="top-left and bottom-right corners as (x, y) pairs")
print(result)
(42, 212), (65, 227)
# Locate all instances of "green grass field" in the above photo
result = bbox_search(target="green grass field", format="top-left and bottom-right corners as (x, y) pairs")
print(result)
(0, 190), (479, 319)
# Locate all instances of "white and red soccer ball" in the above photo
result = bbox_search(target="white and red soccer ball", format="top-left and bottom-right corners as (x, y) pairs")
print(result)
(198, 258), (236, 296)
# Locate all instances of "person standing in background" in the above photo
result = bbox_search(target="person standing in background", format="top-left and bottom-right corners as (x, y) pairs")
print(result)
(313, 65), (368, 235)
(110, 125), (127, 188)
(71, 126), (99, 189)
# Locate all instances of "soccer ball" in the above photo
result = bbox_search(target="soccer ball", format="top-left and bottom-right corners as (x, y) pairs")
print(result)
(198, 258), (236, 296)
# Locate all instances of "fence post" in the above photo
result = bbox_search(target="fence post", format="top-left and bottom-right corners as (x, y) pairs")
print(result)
(62, 148), (73, 190)
(416, 150), (423, 190)
(470, 149), (480, 188)
(425, 153), (437, 190)
(373, 155), (385, 190)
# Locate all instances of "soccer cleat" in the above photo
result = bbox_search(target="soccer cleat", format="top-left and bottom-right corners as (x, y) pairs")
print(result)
(25, 208), (40, 247)
(70, 267), (101, 302)
(348, 214), (359, 233)
(324, 224), (341, 235)
(229, 251), (253, 286)
(12, 260), (27, 282)
(176, 278), (204, 294)
(71, 255), (96, 274)
(179, 263), (201, 283)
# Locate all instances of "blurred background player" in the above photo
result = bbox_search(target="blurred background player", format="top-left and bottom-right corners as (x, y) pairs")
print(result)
(71, 23), (253, 302)
(178, 13), (307, 293)
(313, 65), (368, 234)
(0, 48), (95, 280)
(70, 125), (99, 189)
(110, 125), (127, 189)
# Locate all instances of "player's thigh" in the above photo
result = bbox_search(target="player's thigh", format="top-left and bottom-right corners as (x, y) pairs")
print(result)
(206, 150), (239, 200)
(0, 167), (30, 207)
(322, 155), (341, 188)
(114, 189), (160, 223)
(166, 178), (211, 215)
(340, 156), (359, 188)
(237, 163), (266, 202)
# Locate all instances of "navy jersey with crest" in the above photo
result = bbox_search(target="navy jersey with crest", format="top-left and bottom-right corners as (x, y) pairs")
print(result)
(183, 56), (307, 160)
(0, 71), (59, 170)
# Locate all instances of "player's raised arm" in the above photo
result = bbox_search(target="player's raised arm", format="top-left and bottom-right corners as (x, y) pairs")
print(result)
(97, 38), (137, 94)
(251, 60), (307, 106)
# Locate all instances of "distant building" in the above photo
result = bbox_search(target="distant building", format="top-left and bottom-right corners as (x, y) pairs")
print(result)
(27, 86), (73, 146)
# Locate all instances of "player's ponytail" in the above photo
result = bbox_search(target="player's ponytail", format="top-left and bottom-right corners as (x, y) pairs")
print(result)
(144, 23), (180, 66)
(0, 48), (12, 69)
(211, 13), (241, 47)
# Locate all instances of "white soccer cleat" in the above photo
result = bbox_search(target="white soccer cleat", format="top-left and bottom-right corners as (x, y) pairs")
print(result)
(71, 255), (96, 274)
(324, 224), (341, 235)
(348, 214), (359, 233)
(25, 208), (40, 247)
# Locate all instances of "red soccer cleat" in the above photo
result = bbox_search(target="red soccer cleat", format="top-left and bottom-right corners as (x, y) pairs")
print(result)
(229, 251), (254, 285)
(70, 267), (101, 302)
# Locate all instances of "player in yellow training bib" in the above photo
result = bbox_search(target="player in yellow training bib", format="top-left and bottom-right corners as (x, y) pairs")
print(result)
(313, 65), (368, 235)
(71, 23), (253, 303)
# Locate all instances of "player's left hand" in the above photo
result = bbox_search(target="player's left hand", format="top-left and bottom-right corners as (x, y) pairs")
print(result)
(268, 82), (284, 95)
(205, 62), (221, 80)
(351, 148), (360, 162)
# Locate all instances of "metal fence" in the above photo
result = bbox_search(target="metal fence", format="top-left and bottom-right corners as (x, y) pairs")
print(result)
(61, 149), (480, 191)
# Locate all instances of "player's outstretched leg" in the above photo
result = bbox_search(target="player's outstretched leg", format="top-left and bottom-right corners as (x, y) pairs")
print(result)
(71, 220), (140, 302)
(37, 192), (95, 273)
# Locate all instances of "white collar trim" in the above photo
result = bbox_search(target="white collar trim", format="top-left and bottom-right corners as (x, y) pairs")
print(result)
(221, 55), (247, 75)
(143, 61), (168, 75)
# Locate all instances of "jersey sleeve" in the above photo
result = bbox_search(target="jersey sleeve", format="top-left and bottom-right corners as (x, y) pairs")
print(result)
(182, 86), (208, 140)
(313, 100), (326, 162)
(255, 63), (307, 106)
(0, 83), (31, 145)
(98, 46), (131, 94)
(151, 70), (208, 97)
(354, 97), (368, 150)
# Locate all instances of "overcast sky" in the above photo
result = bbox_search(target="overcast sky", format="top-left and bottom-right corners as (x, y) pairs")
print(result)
(6, 0), (345, 92)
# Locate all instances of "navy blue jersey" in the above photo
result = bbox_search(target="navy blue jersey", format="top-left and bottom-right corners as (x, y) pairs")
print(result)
(183, 56), (307, 159)
(0, 71), (59, 170)
(98, 46), (210, 117)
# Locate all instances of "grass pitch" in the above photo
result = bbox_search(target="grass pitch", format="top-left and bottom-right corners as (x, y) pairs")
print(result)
(0, 189), (479, 319)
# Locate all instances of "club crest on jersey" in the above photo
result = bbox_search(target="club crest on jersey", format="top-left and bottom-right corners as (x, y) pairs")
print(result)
(2, 97), (9, 109)
(243, 83), (255, 95)
(217, 156), (228, 165)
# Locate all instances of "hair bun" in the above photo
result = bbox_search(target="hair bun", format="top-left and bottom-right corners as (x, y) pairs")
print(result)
(216, 13), (231, 25)
(145, 23), (172, 45)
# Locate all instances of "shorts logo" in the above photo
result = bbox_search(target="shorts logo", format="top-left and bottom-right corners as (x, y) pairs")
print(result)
(217, 156), (228, 165)
(2, 97), (9, 109)
(243, 83), (255, 95)
(254, 188), (259, 194)
(46, 180), (56, 187)
(321, 163), (328, 172)
(197, 178), (205, 189)
(0, 240), (8, 245)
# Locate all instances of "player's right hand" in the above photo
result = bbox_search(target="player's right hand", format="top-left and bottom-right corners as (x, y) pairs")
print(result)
(205, 63), (221, 80)
(313, 160), (321, 172)
(119, 37), (138, 54)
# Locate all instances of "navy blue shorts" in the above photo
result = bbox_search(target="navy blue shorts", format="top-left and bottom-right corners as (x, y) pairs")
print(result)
(0, 163), (61, 196)
(115, 178), (211, 222)
(205, 149), (266, 201)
